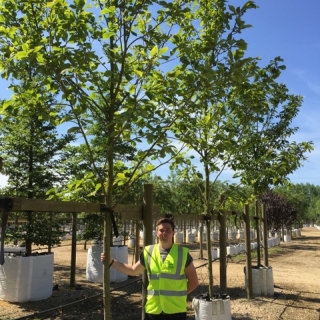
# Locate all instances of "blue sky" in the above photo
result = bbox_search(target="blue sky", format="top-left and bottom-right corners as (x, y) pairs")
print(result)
(1, 0), (320, 187)
(237, 0), (320, 185)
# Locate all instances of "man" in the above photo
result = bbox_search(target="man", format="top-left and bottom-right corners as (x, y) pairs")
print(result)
(101, 217), (199, 320)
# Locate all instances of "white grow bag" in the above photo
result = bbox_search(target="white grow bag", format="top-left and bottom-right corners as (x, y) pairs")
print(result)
(0, 253), (54, 302)
(187, 233), (195, 243)
(174, 232), (183, 244)
(192, 295), (231, 320)
(244, 266), (274, 296)
(284, 235), (291, 242)
(86, 245), (128, 283)
(211, 247), (218, 260)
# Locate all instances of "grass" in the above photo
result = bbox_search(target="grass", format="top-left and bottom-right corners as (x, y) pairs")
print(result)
(230, 246), (285, 264)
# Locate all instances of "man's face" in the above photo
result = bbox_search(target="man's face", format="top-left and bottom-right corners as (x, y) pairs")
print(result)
(156, 223), (174, 243)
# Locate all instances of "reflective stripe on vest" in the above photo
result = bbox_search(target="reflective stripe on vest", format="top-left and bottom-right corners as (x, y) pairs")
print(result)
(147, 289), (187, 296)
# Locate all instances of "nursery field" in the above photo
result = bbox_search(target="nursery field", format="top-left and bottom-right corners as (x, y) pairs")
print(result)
(0, 227), (319, 320)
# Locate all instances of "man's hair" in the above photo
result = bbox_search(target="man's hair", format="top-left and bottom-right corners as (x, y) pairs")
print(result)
(155, 217), (175, 231)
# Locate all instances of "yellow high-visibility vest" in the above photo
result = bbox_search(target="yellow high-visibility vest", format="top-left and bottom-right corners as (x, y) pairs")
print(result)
(143, 243), (188, 314)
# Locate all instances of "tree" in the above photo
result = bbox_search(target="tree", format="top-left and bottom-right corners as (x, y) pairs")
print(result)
(169, 0), (261, 296)
(230, 59), (313, 197)
(0, 74), (75, 254)
(276, 183), (320, 226)
(169, 4), (312, 297)
(260, 190), (297, 234)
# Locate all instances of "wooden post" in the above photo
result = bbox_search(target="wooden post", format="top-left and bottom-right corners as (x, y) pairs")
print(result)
(48, 212), (52, 253)
(123, 220), (127, 246)
(142, 184), (153, 320)
(199, 222), (203, 259)
(262, 204), (269, 266)
(206, 216), (213, 297)
(219, 194), (227, 295)
(244, 204), (253, 299)
(103, 209), (112, 320)
(135, 220), (140, 263)
(255, 201), (261, 267)
(70, 212), (77, 287)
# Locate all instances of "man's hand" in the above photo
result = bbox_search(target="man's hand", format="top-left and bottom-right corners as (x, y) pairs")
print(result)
(101, 252), (113, 265)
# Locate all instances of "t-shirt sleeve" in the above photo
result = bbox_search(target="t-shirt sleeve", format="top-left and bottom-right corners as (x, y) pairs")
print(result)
(186, 252), (193, 268)
(139, 251), (145, 267)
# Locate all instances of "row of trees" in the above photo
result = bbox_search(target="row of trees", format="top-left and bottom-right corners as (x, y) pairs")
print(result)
(0, 0), (314, 318)
(150, 177), (320, 227)
(3, 173), (319, 248)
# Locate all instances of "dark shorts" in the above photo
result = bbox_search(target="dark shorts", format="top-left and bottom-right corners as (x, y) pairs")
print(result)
(144, 312), (186, 320)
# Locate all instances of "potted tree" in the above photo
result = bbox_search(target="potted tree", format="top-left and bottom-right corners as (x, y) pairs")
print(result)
(83, 213), (128, 283)
(0, 214), (63, 302)
(0, 63), (75, 302)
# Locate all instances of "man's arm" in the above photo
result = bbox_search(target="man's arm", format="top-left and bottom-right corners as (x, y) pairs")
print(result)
(185, 262), (199, 294)
(101, 253), (145, 276)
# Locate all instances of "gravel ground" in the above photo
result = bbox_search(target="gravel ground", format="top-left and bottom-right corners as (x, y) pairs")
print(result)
(0, 227), (319, 320)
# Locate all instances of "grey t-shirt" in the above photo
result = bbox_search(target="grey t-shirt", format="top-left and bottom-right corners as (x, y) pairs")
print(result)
(140, 245), (193, 268)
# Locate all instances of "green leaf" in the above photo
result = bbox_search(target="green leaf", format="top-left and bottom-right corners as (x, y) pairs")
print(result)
(67, 126), (80, 133)
(237, 39), (247, 51)
(228, 5), (236, 13)
(134, 69), (143, 78)
(129, 84), (136, 95)
(100, 7), (116, 15)
(150, 46), (158, 57)
(102, 31), (114, 40)
(234, 49), (244, 60)
(145, 163), (155, 171)
(36, 53), (45, 63)
(15, 51), (29, 59)
(33, 46), (42, 53)
(1, 100), (12, 111)
(158, 47), (168, 55)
